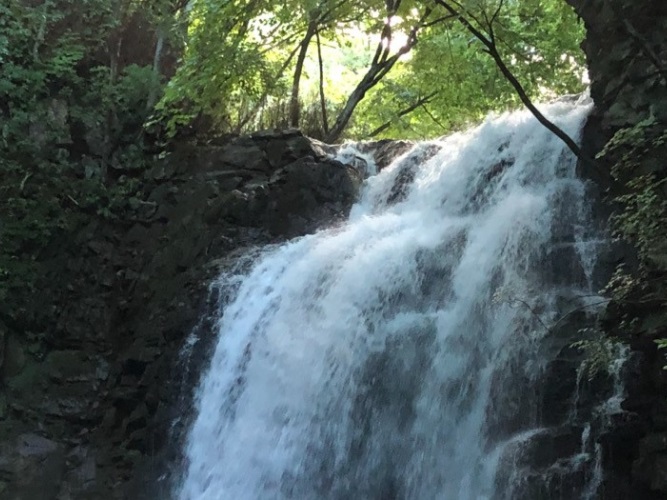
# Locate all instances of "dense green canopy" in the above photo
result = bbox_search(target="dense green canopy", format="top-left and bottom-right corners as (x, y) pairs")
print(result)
(157, 0), (586, 140)
(0, 0), (585, 145)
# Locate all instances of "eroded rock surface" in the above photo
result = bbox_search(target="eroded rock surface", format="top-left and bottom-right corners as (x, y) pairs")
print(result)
(566, 0), (667, 496)
(0, 130), (365, 498)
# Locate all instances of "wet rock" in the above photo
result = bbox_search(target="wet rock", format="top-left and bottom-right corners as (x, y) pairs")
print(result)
(634, 433), (667, 493)
(45, 351), (97, 383)
(0, 321), (5, 374)
(508, 467), (587, 500)
(565, 0), (667, 495)
(218, 142), (269, 171)
(0, 434), (67, 500)
(591, 239), (636, 290)
(3, 334), (26, 379)
(263, 132), (319, 168)
(17, 433), (59, 457)
(510, 426), (584, 470)
(542, 243), (588, 287)
(0, 395), (7, 421)
(264, 157), (362, 237)
(351, 139), (415, 171)
(540, 357), (579, 425)
(639, 432), (667, 454)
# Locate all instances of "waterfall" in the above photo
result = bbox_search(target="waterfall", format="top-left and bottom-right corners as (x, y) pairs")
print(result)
(177, 98), (623, 499)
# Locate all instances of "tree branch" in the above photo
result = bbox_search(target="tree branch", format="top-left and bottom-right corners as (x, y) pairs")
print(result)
(490, 0), (506, 27)
(289, 19), (319, 127)
(423, 14), (456, 28)
(369, 91), (438, 137)
(421, 103), (449, 132)
(325, 6), (436, 142)
(432, 0), (604, 178)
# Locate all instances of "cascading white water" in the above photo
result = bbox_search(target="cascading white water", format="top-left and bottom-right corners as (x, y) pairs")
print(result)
(177, 99), (615, 499)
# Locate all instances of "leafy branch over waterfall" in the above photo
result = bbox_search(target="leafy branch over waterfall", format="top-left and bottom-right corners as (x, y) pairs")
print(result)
(155, 0), (587, 140)
(432, 0), (593, 168)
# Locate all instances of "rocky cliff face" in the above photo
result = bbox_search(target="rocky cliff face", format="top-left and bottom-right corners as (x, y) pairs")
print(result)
(566, 0), (667, 496)
(570, 0), (667, 159)
(3, 2), (667, 497)
(0, 130), (376, 499)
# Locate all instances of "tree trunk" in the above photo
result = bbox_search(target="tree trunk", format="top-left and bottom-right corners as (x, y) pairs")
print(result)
(315, 29), (329, 135)
(324, 8), (434, 142)
(326, 83), (370, 143)
(289, 20), (318, 128)
(147, 28), (165, 110)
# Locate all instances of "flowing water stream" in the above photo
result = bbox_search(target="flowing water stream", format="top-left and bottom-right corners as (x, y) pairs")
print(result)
(176, 99), (625, 499)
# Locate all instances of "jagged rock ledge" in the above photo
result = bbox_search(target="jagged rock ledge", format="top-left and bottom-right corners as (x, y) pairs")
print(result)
(0, 130), (411, 499)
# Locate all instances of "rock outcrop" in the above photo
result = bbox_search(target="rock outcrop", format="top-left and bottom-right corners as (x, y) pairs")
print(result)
(0, 130), (371, 498)
(566, 0), (667, 496)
